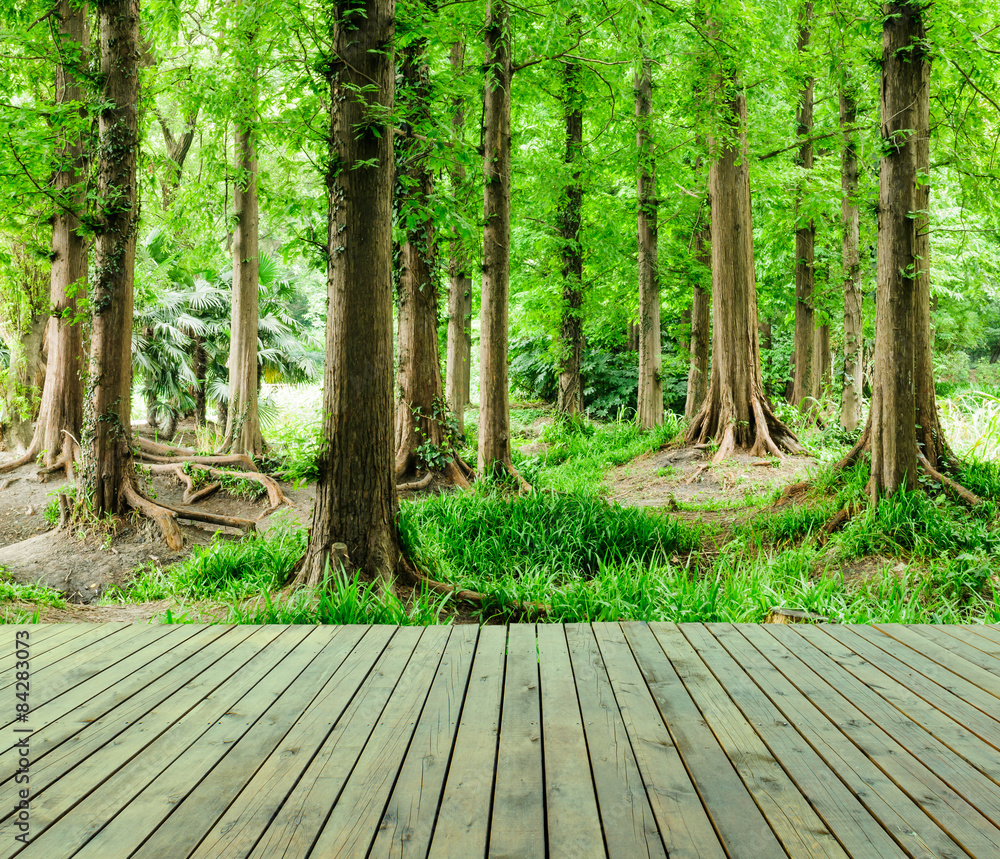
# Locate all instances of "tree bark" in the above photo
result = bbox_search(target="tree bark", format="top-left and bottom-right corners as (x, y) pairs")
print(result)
(868, 1), (924, 497)
(394, 26), (465, 484)
(635, 53), (662, 429)
(84, 0), (181, 551)
(157, 108), (198, 209)
(557, 34), (584, 416)
(222, 16), (264, 459)
(839, 84), (863, 431)
(478, 0), (527, 487)
(685, 216), (711, 420)
(297, 0), (399, 586)
(791, 1), (815, 409)
(912, 47), (951, 470)
(686, 81), (801, 460)
(445, 40), (472, 437)
(812, 321), (831, 401)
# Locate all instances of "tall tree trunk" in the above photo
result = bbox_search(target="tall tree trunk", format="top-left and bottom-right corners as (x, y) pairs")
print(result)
(912, 48), (951, 470)
(839, 85), (863, 431)
(557, 38), (584, 416)
(791, 1), (815, 409)
(394, 28), (468, 486)
(156, 108), (198, 209)
(868, 1), (924, 497)
(685, 216), (711, 420)
(222, 22), (264, 458)
(635, 53), (662, 429)
(445, 40), (472, 438)
(686, 82), (801, 460)
(812, 321), (831, 401)
(478, 0), (527, 487)
(83, 0), (181, 548)
(297, 0), (398, 586)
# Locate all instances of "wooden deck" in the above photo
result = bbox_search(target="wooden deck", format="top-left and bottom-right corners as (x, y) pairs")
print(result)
(2, 623), (1000, 857)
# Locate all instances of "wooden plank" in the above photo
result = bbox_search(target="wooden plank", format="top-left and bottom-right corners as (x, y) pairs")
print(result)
(489, 623), (545, 859)
(824, 625), (1000, 749)
(855, 625), (1000, 721)
(369, 625), (479, 859)
(0, 624), (73, 673)
(163, 625), (395, 859)
(621, 622), (786, 858)
(535, 624), (604, 859)
(0, 624), (206, 759)
(593, 622), (724, 858)
(246, 627), (425, 859)
(0, 625), (242, 795)
(874, 624), (1000, 701)
(653, 623), (846, 859)
(0, 625), (288, 852)
(427, 625), (506, 859)
(312, 626), (453, 857)
(820, 625), (1000, 750)
(774, 625), (1000, 826)
(741, 624), (985, 857)
(925, 624), (1000, 660)
(0, 624), (125, 700)
(69, 627), (358, 859)
(566, 622), (666, 859)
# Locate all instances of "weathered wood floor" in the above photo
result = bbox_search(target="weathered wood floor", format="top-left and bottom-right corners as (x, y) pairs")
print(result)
(2, 623), (1000, 857)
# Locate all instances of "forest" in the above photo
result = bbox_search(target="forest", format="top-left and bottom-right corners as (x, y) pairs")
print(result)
(0, 0), (999, 625)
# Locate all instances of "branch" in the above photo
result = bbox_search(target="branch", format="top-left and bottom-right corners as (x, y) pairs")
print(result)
(758, 124), (865, 161)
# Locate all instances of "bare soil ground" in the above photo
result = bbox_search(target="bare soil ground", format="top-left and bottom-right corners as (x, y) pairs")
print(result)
(0, 454), (314, 613)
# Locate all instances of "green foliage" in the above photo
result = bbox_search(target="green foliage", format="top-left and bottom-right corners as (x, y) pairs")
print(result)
(0, 569), (67, 609)
(223, 571), (450, 625)
(102, 523), (306, 603)
(399, 489), (701, 583)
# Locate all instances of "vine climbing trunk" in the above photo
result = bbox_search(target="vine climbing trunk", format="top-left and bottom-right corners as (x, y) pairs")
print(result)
(478, 0), (528, 488)
(635, 51), (662, 429)
(839, 84), (863, 432)
(791, 0), (815, 409)
(445, 40), (472, 438)
(394, 22), (468, 487)
(223, 11), (264, 458)
(686, 77), (801, 460)
(296, 0), (399, 587)
(557, 29), (584, 417)
(685, 216), (711, 420)
(82, 0), (182, 548)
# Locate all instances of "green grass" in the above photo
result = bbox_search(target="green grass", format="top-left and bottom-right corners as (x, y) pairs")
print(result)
(399, 488), (701, 584)
(102, 523), (306, 603)
(512, 411), (685, 494)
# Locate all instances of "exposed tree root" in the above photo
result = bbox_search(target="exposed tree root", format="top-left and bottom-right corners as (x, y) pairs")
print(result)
(917, 451), (982, 507)
(121, 481), (184, 551)
(137, 451), (260, 471)
(397, 556), (549, 619)
(151, 497), (257, 532)
(484, 457), (532, 493)
(773, 481), (812, 508)
(144, 464), (221, 504)
(687, 391), (804, 463)
(816, 502), (860, 546)
(0, 438), (41, 475)
(398, 472), (434, 492)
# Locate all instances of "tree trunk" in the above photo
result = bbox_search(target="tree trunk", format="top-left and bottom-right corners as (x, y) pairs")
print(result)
(812, 321), (831, 401)
(222, 28), (264, 459)
(791, 2), (815, 409)
(297, 0), (399, 586)
(394, 26), (462, 482)
(686, 82), (801, 460)
(685, 217), (711, 420)
(478, 0), (527, 487)
(157, 108), (198, 209)
(557, 38), (584, 416)
(445, 40), (472, 437)
(912, 48), (951, 470)
(84, 0), (171, 535)
(635, 53), (662, 429)
(868, 1), (924, 497)
(192, 336), (206, 425)
(2, 312), (47, 453)
(627, 321), (639, 352)
(839, 84), (863, 432)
